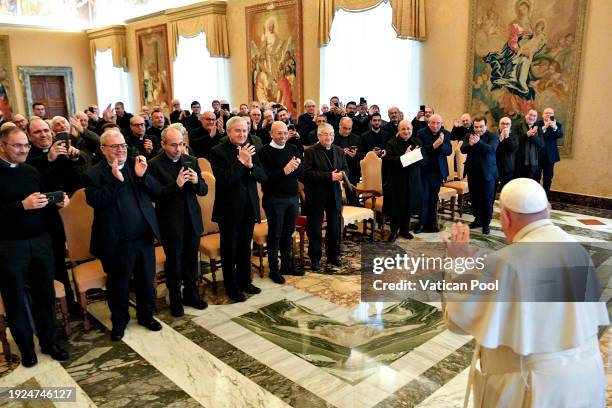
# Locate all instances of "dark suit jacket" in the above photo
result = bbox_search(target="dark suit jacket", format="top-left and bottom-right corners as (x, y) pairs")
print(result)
(513, 120), (544, 168)
(297, 113), (317, 139)
(303, 143), (348, 212)
(417, 127), (452, 179)
(333, 133), (363, 183)
(460, 130), (499, 181)
(361, 129), (391, 152)
(535, 120), (563, 163)
(84, 157), (161, 259)
(209, 140), (267, 224)
(148, 153), (208, 240)
(496, 131), (519, 176)
(127, 132), (160, 160)
(189, 126), (221, 158)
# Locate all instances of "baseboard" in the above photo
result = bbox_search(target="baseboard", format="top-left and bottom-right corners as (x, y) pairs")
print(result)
(549, 191), (612, 211)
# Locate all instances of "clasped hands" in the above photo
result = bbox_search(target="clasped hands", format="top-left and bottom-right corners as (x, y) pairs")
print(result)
(283, 156), (301, 175)
(237, 143), (256, 168)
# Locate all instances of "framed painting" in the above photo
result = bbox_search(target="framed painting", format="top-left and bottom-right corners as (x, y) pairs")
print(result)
(135, 24), (172, 112)
(0, 35), (17, 120)
(246, 0), (303, 118)
(465, 0), (588, 156)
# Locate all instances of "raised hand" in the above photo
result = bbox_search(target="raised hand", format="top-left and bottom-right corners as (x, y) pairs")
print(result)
(134, 155), (148, 177)
(111, 158), (124, 182)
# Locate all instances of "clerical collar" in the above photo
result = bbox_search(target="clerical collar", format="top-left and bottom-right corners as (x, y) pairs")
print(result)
(324, 146), (332, 150)
(0, 157), (18, 168)
(372, 128), (380, 134)
(42, 148), (49, 153)
(108, 161), (125, 170)
(270, 141), (285, 149)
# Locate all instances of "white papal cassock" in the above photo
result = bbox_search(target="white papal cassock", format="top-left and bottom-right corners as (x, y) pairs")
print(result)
(444, 219), (609, 408)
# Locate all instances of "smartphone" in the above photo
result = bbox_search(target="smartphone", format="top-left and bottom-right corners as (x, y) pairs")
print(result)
(420, 105), (426, 112)
(332, 101), (339, 107)
(350, 145), (358, 150)
(359, 97), (367, 105)
(550, 115), (555, 121)
(221, 103), (230, 111)
(44, 191), (64, 204)
(287, 124), (296, 131)
(182, 160), (193, 171)
(56, 132), (70, 148)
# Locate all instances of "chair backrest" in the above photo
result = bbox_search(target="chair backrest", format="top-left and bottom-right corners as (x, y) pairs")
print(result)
(256, 182), (267, 221)
(59, 188), (94, 263)
(197, 171), (219, 234)
(359, 151), (383, 193)
(197, 157), (212, 175)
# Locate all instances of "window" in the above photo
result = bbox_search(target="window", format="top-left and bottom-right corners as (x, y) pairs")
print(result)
(94, 49), (132, 112)
(173, 32), (230, 111)
(319, 2), (421, 121)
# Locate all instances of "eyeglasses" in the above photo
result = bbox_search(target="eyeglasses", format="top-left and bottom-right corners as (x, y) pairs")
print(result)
(102, 143), (128, 150)
(3, 142), (31, 149)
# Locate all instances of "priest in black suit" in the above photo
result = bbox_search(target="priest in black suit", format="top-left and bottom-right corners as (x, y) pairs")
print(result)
(303, 123), (349, 271)
(209, 117), (267, 302)
(149, 127), (208, 317)
(84, 129), (163, 341)
(514, 109), (544, 180)
(496, 117), (518, 190)
(460, 116), (499, 234)
(535, 107), (563, 195)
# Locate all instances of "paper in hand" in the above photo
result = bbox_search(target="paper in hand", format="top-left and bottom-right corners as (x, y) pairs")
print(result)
(400, 147), (423, 167)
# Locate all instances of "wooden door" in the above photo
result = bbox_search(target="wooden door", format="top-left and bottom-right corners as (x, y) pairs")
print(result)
(30, 75), (67, 118)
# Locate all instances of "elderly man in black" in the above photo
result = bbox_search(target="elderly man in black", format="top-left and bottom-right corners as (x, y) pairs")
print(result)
(303, 123), (348, 271)
(0, 126), (70, 367)
(189, 111), (222, 158)
(149, 127), (208, 317)
(209, 117), (267, 302)
(416, 114), (451, 233)
(514, 109), (544, 180)
(297, 99), (317, 140)
(84, 129), (162, 341)
(128, 115), (159, 159)
(259, 121), (304, 283)
(333, 117), (362, 205)
(382, 120), (423, 241)
(496, 116), (518, 190)
(460, 116), (499, 235)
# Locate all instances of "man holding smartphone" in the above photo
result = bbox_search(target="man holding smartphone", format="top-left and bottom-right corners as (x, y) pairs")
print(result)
(149, 127), (208, 317)
(333, 117), (363, 206)
(535, 107), (563, 196)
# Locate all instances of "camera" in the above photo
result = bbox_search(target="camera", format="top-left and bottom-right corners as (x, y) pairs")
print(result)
(44, 191), (64, 204)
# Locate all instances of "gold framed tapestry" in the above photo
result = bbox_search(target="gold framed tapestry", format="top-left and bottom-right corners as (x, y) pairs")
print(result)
(136, 24), (172, 112)
(465, 0), (588, 156)
(246, 0), (303, 118)
(0, 36), (17, 120)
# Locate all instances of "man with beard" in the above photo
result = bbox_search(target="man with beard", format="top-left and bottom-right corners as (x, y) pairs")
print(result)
(382, 120), (423, 241)
(361, 112), (391, 156)
(448, 113), (471, 180)
(383, 106), (401, 136)
(460, 116), (499, 235)
(416, 114), (451, 233)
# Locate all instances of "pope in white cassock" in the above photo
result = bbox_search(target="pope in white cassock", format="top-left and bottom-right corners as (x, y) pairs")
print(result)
(443, 178), (609, 408)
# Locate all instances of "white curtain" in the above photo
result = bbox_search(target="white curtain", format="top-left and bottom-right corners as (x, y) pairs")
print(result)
(94, 49), (132, 112)
(173, 32), (230, 111)
(319, 2), (421, 121)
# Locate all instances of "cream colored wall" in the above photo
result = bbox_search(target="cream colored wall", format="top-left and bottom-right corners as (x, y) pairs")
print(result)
(226, 0), (320, 111)
(1, 26), (97, 116)
(422, 0), (612, 198)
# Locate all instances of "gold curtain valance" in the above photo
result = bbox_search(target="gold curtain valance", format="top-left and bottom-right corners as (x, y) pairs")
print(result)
(87, 25), (127, 71)
(318, 0), (426, 47)
(165, 1), (229, 61)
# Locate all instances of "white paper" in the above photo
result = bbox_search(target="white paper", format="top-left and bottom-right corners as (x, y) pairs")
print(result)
(400, 148), (423, 167)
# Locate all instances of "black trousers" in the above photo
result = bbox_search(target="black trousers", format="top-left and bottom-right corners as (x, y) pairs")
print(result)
(537, 158), (555, 195)
(263, 195), (298, 273)
(306, 202), (341, 262)
(468, 171), (496, 227)
(497, 171), (515, 192)
(419, 171), (443, 229)
(47, 213), (77, 309)
(218, 211), (255, 296)
(517, 164), (539, 180)
(390, 214), (413, 234)
(100, 238), (155, 329)
(0, 233), (58, 354)
(162, 234), (200, 306)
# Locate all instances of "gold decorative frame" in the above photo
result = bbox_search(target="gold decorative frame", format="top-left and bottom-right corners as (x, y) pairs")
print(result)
(135, 24), (172, 111)
(0, 36), (18, 120)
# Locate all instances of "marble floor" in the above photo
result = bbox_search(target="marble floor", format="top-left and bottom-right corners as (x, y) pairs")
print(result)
(0, 200), (610, 407)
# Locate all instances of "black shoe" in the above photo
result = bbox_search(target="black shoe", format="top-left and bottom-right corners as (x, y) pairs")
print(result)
(281, 267), (304, 276)
(414, 226), (424, 234)
(228, 292), (247, 302)
(242, 284), (261, 295)
(482, 226), (491, 235)
(310, 259), (320, 271)
(138, 318), (162, 332)
(170, 304), (185, 318)
(110, 327), (125, 341)
(21, 349), (37, 368)
(328, 257), (341, 267)
(41, 344), (69, 362)
(469, 221), (482, 229)
(387, 232), (399, 242)
(269, 272), (286, 284)
(399, 230), (414, 240)
(184, 298), (208, 310)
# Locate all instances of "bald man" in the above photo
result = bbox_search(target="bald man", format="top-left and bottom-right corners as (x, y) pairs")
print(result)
(513, 109), (544, 180)
(444, 178), (608, 407)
